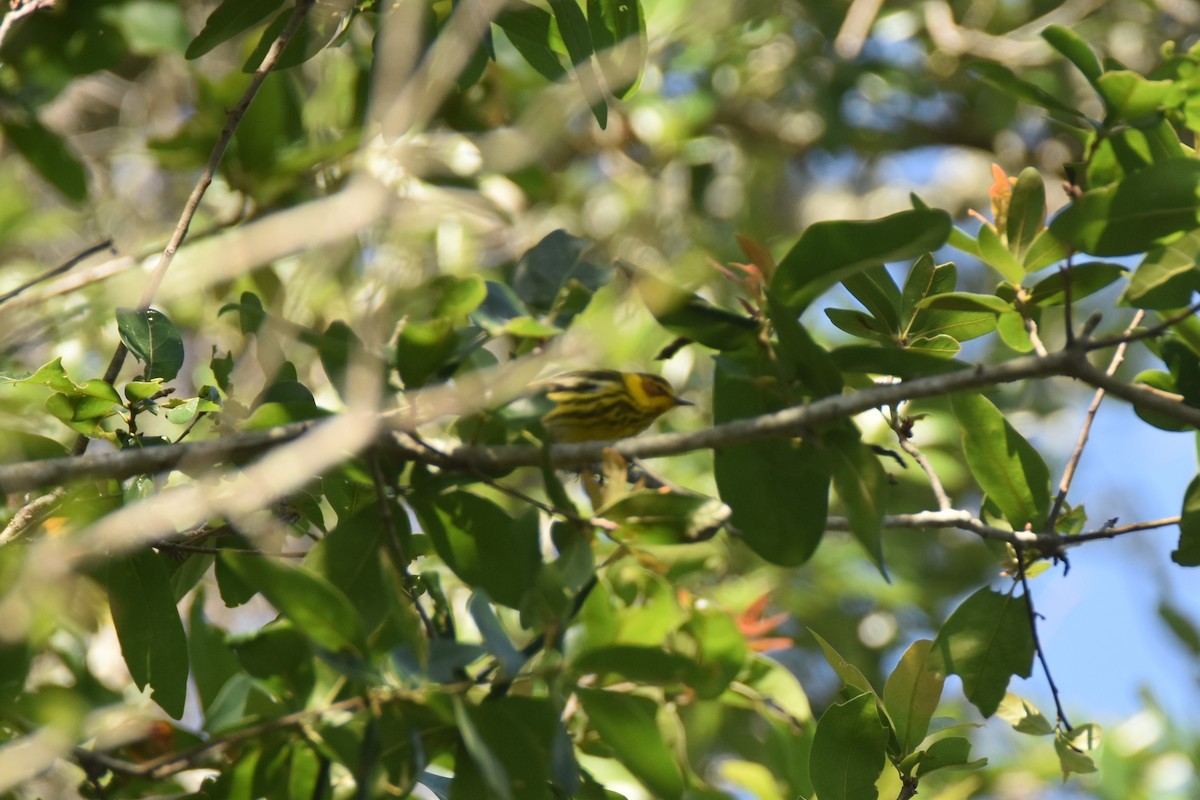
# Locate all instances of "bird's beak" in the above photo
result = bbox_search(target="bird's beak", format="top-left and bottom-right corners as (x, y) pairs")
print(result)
(675, 397), (694, 407)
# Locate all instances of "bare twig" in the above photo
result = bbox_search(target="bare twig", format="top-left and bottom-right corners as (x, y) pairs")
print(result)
(1085, 300), (1200, 350)
(1045, 310), (1145, 532)
(0, 238), (114, 305)
(0, 487), (64, 546)
(0, 0), (53, 55)
(1013, 545), (1072, 730)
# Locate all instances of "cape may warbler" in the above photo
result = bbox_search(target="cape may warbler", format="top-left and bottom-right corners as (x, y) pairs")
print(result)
(538, 370), (692, 442)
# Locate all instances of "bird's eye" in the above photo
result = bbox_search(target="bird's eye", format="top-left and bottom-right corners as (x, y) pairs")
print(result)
(641, 376), (668, 397)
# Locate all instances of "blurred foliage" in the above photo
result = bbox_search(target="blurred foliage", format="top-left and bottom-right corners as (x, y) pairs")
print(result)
(1, 0), (1200, 798)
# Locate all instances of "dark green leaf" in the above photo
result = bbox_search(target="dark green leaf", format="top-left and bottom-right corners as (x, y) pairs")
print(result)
(1029, 262), (1126, 306)
(1173, 473), (1200, 566)
(496, 3), (568, 83)
(548, 0), (607, 127)
(636, 272), (758, 351)
(824, 308), (894, 344)
(883, 640), (945, 757)
(1, 113), (88, 201)
(1050, 158), (1200, 257)
(831, 346), (968, 377)
(712, 355), (830, 565)
(588, 0), (647, 98)
(1122, 232), (1200, 308)
(772, 209), (951, 314)
(809, 692), (889, 800)
(767, 291), (844, 396)
(220, 551), (365, 654)
(573, 645), (697, 685)
(844, 266), (902, 334)
(1132, 370), (1190, 431)
(104, 551), (189, 718)
(116, 307), (186, 382)
(242, 0), (355, 72)
(951, 393), (1050, 529)
(409, 481), (541, 608)
(186, 0), (285, 58)
(930, 588), (1035, 717)
(303, 506), (393, 631)
(576, 688), (684, 799)
(900, 256), (955, 330)
(512, 229), (609, 324)
(824, 428), (888, 576)
(188, 587), (242, 718)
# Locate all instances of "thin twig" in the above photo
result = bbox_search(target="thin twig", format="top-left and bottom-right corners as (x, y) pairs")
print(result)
(368, 453), (437, 640)
(1013, 545), (1072, 730)
(0, 238), (114, 305)
(888, 408), (953, 511)
(73, 0), (317, 458)
(0, 487), (64, 546)
(1085, 300), (1200, 350)
(152, 541), (306, 558)
(1045, 310), (1144, 532)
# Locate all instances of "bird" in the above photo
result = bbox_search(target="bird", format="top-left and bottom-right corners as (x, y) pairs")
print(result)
(535, 370), (692, 442)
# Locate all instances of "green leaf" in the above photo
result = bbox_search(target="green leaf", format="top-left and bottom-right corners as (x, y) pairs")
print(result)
(900, 256), (955, 330)
(1055, 724), (1101, 779)
(970, 60), (1090, 120)
(409, 482), (541, 608)
(977, 223), (1025, 283)
(808, 692), (889, 800)
(635, 272), (758, 351)
(395, 319), (459, 389)
(1086, 119), (1185, 189)
(1173, 473), (1200, 566)
(1029, 262), (1126, 306)
(454, 696), (578, 799)
(844, 266), (902, 334)
(810, 629), (874, 695)
(831, 346), (968, 377)
(1, 113), (88, 201)
(104, 551), (189, 718)
(1022, 226), (1069, 271)
(512, 229), (610, 323)
(220, 551), (365, 654)
(825, 307), (893, 343)
(186, 0), (285, 59)
(1132, 370), (1191, 431)
(1042, 25), (1103, 85)
(1006, 167), (1046, 262)
(740, 653), (813, 723)
(599, 490), (730, 544)
(576, 688), (684, 800)
(772, 209), (951, 314)
(683, 607), (747, 699)
(930, 587), (1035, 717)
(1122, 232), (1200, 308)
(1049, 158), (1200, 257)
(1096, 71), (1177, 121)
(767, 291), (844, 396)
(303, 506), (394, 631)
(548, 0), (607, 127)
(712, 355), (830, 566)
(116, 307), (186, 382)
(588, 0), (646, 98)
(883, 640), (946, 756)
(996, 692), (1054, 735)
(242, 0), (355, 72)
(824, 429), (888, 576)
(496, 3), (568, 83)
(573, 644), (698, 686)
(913, 737), (987, 776)
(187, 587), (242, 719)
(951, 393), (1050, 529)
